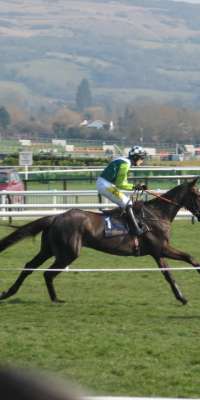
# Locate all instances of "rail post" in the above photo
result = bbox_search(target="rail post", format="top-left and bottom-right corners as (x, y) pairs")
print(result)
(1, 191), (7, 221)
(53, 190), (57, 211)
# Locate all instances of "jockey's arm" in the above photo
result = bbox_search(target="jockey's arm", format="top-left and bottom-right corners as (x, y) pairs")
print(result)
(115, 162), (133, 191)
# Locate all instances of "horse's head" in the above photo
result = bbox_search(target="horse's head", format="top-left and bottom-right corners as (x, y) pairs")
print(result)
(184, 177), (200, 221)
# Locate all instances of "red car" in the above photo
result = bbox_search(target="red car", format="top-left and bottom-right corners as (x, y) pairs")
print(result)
(0, 168), (24, 203)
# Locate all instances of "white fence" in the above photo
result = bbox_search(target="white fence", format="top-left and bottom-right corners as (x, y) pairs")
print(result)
(0, 189), (193, 220)
(89, 397), (198, 400)
(12, 165), (200, 172)
(7, 164), (200, 184)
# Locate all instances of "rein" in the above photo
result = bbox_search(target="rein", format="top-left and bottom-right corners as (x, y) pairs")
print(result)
(143, 189), (179, 207)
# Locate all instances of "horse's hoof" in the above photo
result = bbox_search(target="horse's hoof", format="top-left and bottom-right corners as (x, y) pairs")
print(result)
(52, 299), (65, 304)
(181, 297), (188, 305)
(0, 291), (7, 300)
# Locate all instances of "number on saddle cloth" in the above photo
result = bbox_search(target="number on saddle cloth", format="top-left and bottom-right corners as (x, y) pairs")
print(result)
(103, 202), (147, 238)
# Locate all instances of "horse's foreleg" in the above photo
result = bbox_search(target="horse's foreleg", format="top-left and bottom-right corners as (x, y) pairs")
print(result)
(155, 257), (187, 305)
(162, 244), (200, 269)
(0, 250), (50, 301)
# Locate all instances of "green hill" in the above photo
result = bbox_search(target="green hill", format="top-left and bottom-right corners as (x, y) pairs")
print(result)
(1, 0), (200, 110)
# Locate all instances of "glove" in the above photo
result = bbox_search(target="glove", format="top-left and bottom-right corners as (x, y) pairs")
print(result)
(134, 183), (147, 191)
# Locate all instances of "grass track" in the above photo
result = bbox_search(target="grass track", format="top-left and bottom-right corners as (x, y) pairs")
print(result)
(0, 221), (200, 397)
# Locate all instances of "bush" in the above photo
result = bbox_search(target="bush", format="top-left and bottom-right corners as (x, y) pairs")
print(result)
(1, 153), (108, 167)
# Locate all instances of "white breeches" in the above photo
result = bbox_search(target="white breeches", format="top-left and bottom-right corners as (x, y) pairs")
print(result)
(96, 177), (130, 209)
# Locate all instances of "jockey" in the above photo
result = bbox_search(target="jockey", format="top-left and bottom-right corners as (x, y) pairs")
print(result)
(96, 145), (147, 236)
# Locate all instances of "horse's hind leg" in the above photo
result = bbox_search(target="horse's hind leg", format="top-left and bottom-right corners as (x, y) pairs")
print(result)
(155, 257), (187, 305)
(0, 250), (51, 301)
(44, 255), (76, 303)
(44, 232), (82, 303)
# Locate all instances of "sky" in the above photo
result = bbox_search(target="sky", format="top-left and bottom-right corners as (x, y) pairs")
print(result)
(173, 0), (200, 3)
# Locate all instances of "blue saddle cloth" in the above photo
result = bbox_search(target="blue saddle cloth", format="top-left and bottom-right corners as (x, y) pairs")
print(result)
(104, 215), (129, 237)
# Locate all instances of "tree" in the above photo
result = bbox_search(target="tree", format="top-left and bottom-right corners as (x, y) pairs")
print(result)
(118, 105), (141, 140)
(0, 106), (11, 129)
(75, 78), (92, 111)
(52, 122), (66, 138)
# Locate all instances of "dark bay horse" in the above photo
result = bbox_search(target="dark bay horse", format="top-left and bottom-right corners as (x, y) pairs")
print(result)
(0, 177), (200, 304)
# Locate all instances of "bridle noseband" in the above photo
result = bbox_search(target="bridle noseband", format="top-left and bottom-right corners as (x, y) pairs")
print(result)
(186, 194), (200, 221)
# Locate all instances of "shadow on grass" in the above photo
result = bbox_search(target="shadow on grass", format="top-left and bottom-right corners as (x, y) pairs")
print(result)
(167, 315), (200, 320)
(0, 298), (44, 305)
(0, 297), (67, 306)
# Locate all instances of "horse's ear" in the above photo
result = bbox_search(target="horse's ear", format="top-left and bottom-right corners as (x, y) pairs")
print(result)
(189, 176), (199, 186)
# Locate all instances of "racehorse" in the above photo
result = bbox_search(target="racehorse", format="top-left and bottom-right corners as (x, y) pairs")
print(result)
(0, 177), (200, 304)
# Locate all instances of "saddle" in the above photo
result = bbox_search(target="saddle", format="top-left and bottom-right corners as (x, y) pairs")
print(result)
(103, 201), (147, 238)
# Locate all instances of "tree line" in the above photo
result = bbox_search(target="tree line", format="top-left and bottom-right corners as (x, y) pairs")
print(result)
(1, 78), (200, 145)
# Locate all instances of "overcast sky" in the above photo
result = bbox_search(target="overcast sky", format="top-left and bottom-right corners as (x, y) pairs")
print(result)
(173, 0), (200, 3)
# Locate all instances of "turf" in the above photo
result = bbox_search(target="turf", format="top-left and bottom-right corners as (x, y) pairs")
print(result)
(0, 220), (200, 397)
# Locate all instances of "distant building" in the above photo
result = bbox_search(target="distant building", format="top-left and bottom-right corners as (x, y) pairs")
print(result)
(109, 120), (114, 131)
(87, 120), (107, 129)
(19, 139), (32, 146)
(184, 144), (195, 155)
(79, 119), (113, 130)
(79, 119), (89, 127)
(52, 139), (66, 147)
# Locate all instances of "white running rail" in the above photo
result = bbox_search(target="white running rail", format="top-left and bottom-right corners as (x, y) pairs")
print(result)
(0, 189), (194, 219)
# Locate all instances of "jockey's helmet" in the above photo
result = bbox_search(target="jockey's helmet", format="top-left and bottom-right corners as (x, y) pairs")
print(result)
(128, 145), (146, 161)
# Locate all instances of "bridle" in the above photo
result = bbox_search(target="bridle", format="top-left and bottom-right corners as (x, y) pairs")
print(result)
(142, 188), (200, 221)
(142, 189), (179, 207)
(184, 192), (200, 221)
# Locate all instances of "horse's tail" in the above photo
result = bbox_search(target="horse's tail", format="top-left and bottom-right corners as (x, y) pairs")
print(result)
(0, 216), (53, 252)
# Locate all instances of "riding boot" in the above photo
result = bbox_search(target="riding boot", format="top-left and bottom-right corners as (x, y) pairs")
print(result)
(126, 205), (144, 236)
